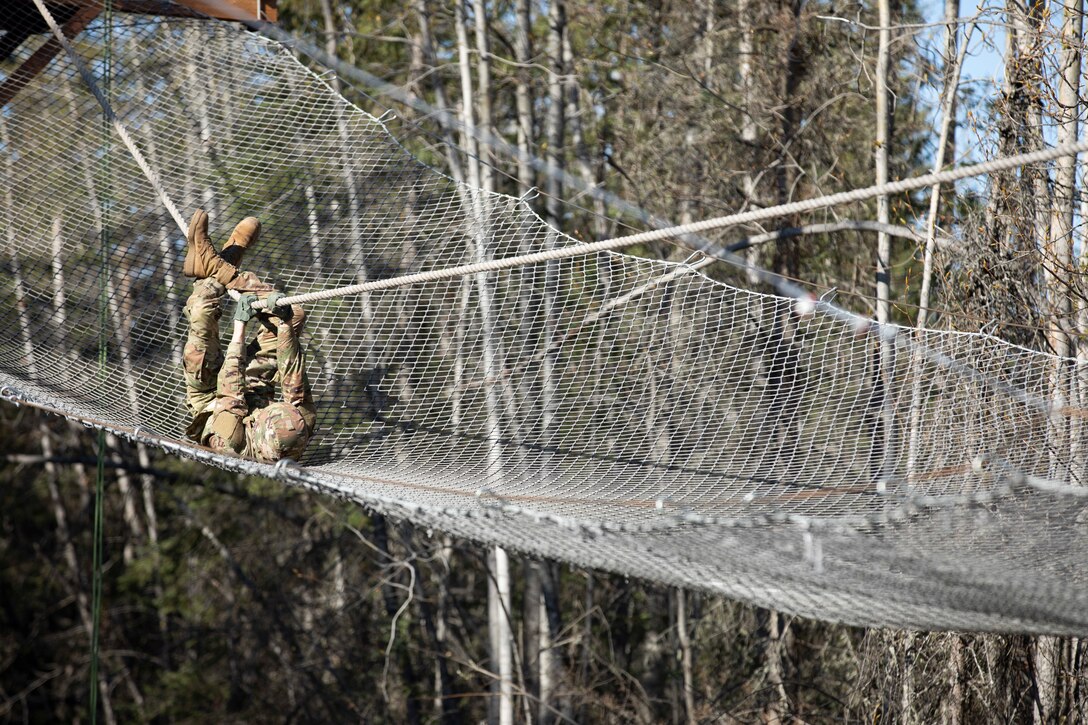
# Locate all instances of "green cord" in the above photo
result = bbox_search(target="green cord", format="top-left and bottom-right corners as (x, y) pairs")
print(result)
(90, 2), (113, 722)
(90, 429), (105, 722)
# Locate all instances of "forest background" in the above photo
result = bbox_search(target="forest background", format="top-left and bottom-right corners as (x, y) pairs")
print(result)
(2, 0), (1087, 722)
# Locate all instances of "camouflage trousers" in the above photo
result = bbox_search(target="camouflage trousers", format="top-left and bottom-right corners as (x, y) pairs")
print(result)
(183, 278), (317, 461)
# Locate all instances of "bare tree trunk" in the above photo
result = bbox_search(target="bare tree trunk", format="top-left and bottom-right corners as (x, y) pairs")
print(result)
(644, 295), (684, 723)
(514, 0), (534, 194)
(875, 0), (892, 317)
(303, 183), (326, 269)
(873, 0), (896, 488)
(1050, 0), (1083, 480)
(373, 519), (423, 724)
(414, 0), (467, 186)
(909, 13), (973, 484)
(106, 249), (159, 554)
(4, 165), (36, 381)
(319, 0), (375, 364)
(456, 0), (482, 194)
(184, 28), (216, 217)
(44, 218), (96, 506)
(738, 0), (762, 285)
(1078, 639), (1088, 721)
(1016, 0), (1057, 362)
(544, 0), (566, 231)
(872, 7), (914, 719)
(316, 0), (339, 68)
(942, 0), (959, 167)
(523, 561), (542, 724)
(982, 2), (1019, 259)
(413, 217), (466, 721)
(1080, 153), (1088, 443)
(455, 3), (512, 721)
(542, 562), (566, 724)
(541, 0), (565, 489)
(473, 0), (495, 196)
(759, 609), (789, 723)
(1032, 1), (1079, 716)
(702, 0), (714, 77)
(562, 26), (607, 241)
(1023, 1), (1054, 314)
(435, 538), (455, 723)
(916, 12), (970, 332)
(676, 589), (696, 725)
(487, 545), (514, 725)
(541, 7), (568, 718)
(900, 630), (916, 722)
(1032, 498), (1056, 725)
(513, 3), (545, 718)
(397, 529), (455, 724)
(945, 634), (965, 725)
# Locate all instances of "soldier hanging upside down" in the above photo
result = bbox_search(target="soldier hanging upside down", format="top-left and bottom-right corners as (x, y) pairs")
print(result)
(181, 209), (317, 463)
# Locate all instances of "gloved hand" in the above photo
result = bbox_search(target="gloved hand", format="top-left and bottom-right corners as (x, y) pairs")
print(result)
(233, 293), (258, 323)
(263, 291), (293, 321)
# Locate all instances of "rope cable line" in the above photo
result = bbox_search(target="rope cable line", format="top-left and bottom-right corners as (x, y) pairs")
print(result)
(249, 137), (1088, 309)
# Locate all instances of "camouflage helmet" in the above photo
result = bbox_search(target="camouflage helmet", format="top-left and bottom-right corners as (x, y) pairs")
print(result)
(248, 402), (310, 462)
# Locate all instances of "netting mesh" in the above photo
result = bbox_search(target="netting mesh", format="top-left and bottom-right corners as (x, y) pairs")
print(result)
(2, 3), (1087, 634)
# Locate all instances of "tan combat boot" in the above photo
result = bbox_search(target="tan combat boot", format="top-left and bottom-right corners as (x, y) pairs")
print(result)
(220, 217), (261, 267)
(183, 209), (238, 286)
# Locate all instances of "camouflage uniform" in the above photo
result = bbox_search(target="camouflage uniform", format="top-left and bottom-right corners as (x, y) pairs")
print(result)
(183, 277), (317, 463)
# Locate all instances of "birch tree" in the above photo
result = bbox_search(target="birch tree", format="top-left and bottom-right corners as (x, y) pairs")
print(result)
(874, 0), (894, 485)
(1050, 0), (1083, 480)
(452, 1), (514, 720)
(1036, 4), (1083, 718)
(738, 0), (763, 286)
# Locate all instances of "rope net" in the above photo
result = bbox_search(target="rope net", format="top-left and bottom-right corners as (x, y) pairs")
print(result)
(2, 2), (1087, 635)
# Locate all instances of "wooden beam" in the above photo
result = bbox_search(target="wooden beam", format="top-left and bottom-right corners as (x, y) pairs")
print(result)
(172, 0), (277, 22)
(0, 5), (100, 108)
(33, 0), (276, 22)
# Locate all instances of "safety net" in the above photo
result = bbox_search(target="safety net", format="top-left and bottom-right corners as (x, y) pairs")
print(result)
(1, 1), (1087, 635)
